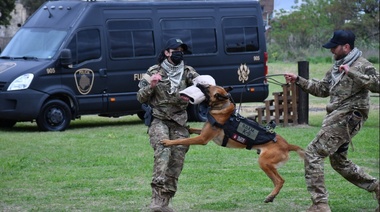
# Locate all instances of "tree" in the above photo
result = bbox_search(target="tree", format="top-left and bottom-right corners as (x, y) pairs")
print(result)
(330, 0), (380, 43)
(270, 0), (334, 49)
(268, 0), (379, 61)
(0, 0), (16, 26)
(21, 0), (46, 16)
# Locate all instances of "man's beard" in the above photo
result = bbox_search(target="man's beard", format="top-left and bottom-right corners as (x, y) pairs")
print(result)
(334, 53), (347, 61)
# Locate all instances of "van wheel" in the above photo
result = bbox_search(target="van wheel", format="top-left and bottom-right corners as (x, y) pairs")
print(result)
(0, 119), (17, 128)
(36, 99), (72, 131)
(187, 102), (208, 122)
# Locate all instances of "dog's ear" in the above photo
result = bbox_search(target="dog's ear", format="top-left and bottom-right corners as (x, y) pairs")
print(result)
(224, 86), (233, 92)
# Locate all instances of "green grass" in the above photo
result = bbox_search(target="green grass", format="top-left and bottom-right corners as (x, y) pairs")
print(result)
(1, 114), (379, 211)
(0, 110), (378, 211)
(0, 62), (379, 211)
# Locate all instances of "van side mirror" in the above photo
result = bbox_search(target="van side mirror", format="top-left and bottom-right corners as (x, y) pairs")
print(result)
(60, 49), (72, 68)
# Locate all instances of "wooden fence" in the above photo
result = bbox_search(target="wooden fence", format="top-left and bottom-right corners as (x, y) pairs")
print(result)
(254, 83), (298, 127)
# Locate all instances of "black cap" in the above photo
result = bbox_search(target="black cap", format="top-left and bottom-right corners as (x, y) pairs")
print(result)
(322, 30), (355, 49)
(164, 38), (188, 52)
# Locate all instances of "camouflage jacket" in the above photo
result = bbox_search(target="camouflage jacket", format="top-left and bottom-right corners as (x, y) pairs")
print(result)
(137, 64), (199, 126)
(297, 57), (379, 119)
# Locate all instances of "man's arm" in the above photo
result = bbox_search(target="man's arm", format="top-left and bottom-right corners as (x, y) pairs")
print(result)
(284, 73), (330, 97)
(340, 64), (380, 93)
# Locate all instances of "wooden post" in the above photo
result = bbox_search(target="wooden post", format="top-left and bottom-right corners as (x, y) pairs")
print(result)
(282, 84), (289, 126)
(265, 100), (271, 123)
(297, 61), (309, 125)
(273, 93), (280, 124)
(290, 83), (298, 125)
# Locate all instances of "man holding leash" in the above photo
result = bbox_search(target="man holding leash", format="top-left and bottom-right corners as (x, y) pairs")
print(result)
(284, 30), (379, 211)
(137, 38), (199, 212)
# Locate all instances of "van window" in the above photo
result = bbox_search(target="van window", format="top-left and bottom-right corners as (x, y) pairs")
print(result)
(67, 29), (101, 64)
(1, 28), (67, 59)
(161, 18), (217, 54)
(222, 17), (260, 53)
(107, 19), (155, 59)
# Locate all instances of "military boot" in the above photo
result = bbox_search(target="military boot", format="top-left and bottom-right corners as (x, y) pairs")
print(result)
(374, 182), (379, 211)
(149, 188), (175, 212)
(306, 202), (331, 212)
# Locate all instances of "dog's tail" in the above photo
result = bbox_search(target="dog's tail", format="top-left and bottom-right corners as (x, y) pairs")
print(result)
(288, 144), (305, 159)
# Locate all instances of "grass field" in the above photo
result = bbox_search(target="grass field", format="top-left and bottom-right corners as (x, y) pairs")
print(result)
(0, 62), (379, 211)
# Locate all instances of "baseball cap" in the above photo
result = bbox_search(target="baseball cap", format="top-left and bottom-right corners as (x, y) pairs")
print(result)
(322, 30), (355, 49)
(164, 38), (188, 52)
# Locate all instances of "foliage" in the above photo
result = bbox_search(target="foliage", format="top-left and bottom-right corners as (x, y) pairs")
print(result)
(0, 0), (16, 26)
(269, 0), (379, 61)
(270, 0), (333, 49)
(20, 0), (45, 16)
(0, 0), (45, 26)
(330, 0), (380, 42)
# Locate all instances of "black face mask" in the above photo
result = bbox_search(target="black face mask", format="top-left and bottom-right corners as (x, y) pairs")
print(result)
(170, 51), (184, 65)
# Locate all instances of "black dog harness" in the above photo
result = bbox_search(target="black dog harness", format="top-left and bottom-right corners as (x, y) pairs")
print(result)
(207, 111), (277, 150)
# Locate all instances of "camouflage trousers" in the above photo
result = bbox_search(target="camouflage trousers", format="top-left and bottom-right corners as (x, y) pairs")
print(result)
(305, 110), (378, 204)
(148, 118), (190, 196)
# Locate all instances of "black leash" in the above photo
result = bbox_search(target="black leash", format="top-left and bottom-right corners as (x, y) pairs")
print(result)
(237, 74), (287, 114)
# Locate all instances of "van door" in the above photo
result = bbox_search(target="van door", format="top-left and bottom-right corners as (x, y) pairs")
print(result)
(62, 28), (107, 114)
(104, 18), (157, 114)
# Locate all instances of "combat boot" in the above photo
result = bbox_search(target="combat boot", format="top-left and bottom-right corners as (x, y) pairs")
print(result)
(374, 182), (379, 211)
(375, 182), (380, 203)
(306, 202), (331, 212)
(150, 188), (175, 212)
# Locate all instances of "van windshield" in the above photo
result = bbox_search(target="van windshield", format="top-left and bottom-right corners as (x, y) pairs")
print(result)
(1, 28), (67, 60)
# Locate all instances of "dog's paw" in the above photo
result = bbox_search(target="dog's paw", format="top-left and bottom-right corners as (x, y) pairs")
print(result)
(264, 195), (275, 203)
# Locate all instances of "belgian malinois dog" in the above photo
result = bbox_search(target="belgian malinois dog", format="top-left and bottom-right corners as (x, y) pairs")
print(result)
(162, 84), (305, 203)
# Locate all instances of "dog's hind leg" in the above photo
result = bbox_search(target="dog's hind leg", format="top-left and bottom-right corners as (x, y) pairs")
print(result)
(258, 153), (285, 203)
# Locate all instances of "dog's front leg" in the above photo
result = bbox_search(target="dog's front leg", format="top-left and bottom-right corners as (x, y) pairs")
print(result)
(161, 136), (209, 146)
(161, 123), (219, 146)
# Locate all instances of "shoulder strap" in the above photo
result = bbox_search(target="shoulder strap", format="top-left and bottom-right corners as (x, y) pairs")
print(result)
(207, 112), (224, 128)
(207, 111), (230, 147)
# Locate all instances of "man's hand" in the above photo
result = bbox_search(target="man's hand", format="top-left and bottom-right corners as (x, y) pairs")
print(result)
(284, 73), (298, 83)
(339, 64), (349, 74)
(150, 74), (162, 88)
(161, 139), (172, 146)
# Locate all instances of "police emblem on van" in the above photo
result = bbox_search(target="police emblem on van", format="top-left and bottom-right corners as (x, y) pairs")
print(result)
(0, 62), (16, 74)
(74, 68), (94, 95)
(237, 64), (250, 83)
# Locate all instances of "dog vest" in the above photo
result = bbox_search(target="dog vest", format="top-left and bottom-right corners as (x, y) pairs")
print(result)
(207, 112), (277, 150)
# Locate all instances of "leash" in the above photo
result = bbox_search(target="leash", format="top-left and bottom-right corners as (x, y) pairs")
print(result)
(237, 74), (287, 114)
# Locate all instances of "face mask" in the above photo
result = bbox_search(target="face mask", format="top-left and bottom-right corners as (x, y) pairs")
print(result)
(170, 51), (184, 65)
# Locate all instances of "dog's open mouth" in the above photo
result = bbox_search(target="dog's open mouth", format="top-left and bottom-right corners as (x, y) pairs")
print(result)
(180, 93), (191, 102)
(179, 85), (206, 104)
(179, 75), (216, 104)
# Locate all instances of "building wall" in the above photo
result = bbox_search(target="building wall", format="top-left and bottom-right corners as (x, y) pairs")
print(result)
(260, 0), (274, 28)
(0, 2), (28, 50)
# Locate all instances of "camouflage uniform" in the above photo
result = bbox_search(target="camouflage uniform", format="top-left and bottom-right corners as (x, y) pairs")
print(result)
(137, 64), (199, 210)
(296, 56), (379, 205)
